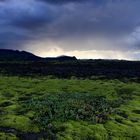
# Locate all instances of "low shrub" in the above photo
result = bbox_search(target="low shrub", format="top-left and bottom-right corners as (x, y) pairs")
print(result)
(21, 93), (123, 129)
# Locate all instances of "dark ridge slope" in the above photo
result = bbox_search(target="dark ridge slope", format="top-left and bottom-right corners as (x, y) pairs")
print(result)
(0, 49), (41, 61)
(45, 55), (77, 61)
(0, 49), (77, 62)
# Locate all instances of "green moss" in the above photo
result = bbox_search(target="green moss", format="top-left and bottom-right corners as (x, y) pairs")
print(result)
(4, 104), (18, 113)
(0, 115), (39, 133)
(0, 132), (19, 140)
(26, 111), (35, 119)
(104, 121), (140, 139)
(0, 76), (140, 139)
(56, 121), (108, 140)
(0, 100), (13, 107)
(118, 98), (140, 123)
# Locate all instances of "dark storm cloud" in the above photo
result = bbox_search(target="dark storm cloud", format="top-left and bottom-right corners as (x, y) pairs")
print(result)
(0, 0), (140, 59)
(38, 0), (88, 4)
(0, 0), (8, 1)
(0, 0), (57, 48)
(36, 0), (140, 51)
(39, 0), (82, 4)
(38, 0), (106, 5)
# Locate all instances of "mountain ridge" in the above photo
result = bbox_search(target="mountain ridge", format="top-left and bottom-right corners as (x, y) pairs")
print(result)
(0, 49), (77, 61)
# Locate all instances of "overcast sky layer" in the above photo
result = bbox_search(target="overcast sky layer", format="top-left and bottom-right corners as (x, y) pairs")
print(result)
(0, 0), (140, 59)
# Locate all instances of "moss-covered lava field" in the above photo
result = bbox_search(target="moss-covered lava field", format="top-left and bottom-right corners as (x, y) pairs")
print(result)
(0, 77), (140, 140)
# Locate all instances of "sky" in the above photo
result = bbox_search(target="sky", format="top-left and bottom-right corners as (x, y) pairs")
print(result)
(0, 0), (140, 60)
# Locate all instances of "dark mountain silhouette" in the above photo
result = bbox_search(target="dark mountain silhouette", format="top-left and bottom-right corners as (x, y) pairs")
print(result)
(0, 49), (41, 61)
(45, 55), (77, 61)
(0, 49), (77, 61)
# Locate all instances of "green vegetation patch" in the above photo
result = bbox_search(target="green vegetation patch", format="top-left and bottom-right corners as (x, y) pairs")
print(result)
(22, 92), (128, 130)
(0, 76), (140, 139)
(0, 115), (39, 133)
(0, 132), (19, 140)
(56, 121), (108, 140)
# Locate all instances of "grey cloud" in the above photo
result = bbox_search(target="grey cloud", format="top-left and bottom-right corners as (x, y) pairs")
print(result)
(0, 0), (57, 49)
(38, 0), (107, 5)
(38, 0), (87, 4)
(0, 0), (140, 58)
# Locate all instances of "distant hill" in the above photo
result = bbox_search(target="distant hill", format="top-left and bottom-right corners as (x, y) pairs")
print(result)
(45, 55), (77, 61)
(0, 49), (41, 61)
(0, 49), (77, 61)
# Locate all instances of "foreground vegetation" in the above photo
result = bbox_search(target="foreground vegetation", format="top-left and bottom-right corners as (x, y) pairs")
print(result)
(0, 76), (140, 139)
